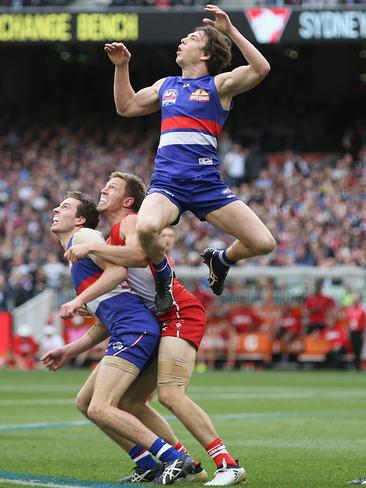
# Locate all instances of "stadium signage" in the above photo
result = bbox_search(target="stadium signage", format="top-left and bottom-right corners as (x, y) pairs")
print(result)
(1, 8), (366, 43)
(0, 12), (138, 42)
(299, 11), (366, 40)
(0, 13), (71, 41)
(76, 13), (138, 41)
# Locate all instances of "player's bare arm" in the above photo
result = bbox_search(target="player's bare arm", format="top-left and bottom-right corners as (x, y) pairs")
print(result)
(104, 42), (165, 117)
(66, 215), (148, 267)
(203, 5), (270, 101)
(60, 260), (127, 318)
(42, 321), (109, 371)
(61, 229), (128, 318)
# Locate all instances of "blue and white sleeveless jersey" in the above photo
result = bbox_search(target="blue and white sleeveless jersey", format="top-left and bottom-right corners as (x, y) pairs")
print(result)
(67, 233), (160, 337)
(155, 75), (231, 179)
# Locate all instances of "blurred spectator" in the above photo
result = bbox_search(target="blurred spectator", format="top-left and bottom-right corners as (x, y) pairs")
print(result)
(9, 324), (39, 370)
(340, 283), (357, 307)
(38, 325), (65, 361)
(319, 310), (348, 369)
(197, 309), (235, 370)
(0, 273), (11, 310)
(275, 304), (303, 362)
(345, 295), (366, 370)
(303, 281), (336, 333)
(222, 144), (248, 187)
(227, 304), (263, 333)
(42, 252), (68, 289)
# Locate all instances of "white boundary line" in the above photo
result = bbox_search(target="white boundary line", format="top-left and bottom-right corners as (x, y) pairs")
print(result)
(0, 478), (88, 488)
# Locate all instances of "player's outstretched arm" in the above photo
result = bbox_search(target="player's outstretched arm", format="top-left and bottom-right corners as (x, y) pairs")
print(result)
(42, 322), (109, 371)
(204, 5), (270, 98)
(104, 42), (164, 117)
(65, 241), (148, 268)
(65, 214), (148, 267)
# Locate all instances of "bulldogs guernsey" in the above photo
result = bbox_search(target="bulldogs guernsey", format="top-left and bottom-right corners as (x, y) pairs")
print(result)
(67, 234), (160, 337)
(155, 75), (231, 179)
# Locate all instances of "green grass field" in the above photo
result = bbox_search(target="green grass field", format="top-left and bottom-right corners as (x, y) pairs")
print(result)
(0, 368), (365, 488)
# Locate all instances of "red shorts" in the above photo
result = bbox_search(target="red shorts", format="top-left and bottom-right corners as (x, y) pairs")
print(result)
(158, 287), (207, 349)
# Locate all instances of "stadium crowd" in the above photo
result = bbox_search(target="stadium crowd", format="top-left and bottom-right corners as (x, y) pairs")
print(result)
(0, 119), (365, 310)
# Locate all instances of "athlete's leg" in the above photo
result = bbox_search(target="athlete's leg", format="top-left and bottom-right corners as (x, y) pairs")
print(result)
(206, 200), (276, 261)
(75, 361), (137, 452)
(86, 356), (160, 447)
(136, 192), (181, 313)
(136, 193), (179, 265)
(83, 356), (193, 484)
(157, 337), (230, 452)
(202, 200), (276, 295)
(120, 359), (178, 446)
(157, 337), (246, 485)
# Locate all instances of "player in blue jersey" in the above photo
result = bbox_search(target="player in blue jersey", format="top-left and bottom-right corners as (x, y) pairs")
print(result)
(105, 4), (276, 313)
(42, 191), (193, 485)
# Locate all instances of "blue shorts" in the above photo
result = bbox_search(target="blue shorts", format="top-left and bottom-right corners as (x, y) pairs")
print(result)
(105, 331), (159, 371)
(147, 172), (239, 221)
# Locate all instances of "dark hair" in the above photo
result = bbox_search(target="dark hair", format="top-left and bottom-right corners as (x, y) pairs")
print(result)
(66, 191), (99, 229)
(109, 172), (146, 212)
(195, 26), (232, 75)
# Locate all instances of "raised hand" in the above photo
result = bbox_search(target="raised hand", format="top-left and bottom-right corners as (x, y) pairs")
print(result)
(203, 5), (233, 35)
(104, 42), (131, 67)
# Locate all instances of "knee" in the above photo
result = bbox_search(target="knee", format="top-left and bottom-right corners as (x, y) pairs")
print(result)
(75, 393), (90, 417)
(158, 387), (181, 412)
(136, 219), (160, 239)
(253, 234), (276, 256)
(87, 402), (105, 425)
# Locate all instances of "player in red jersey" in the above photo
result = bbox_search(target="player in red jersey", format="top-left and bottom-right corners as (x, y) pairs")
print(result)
(303, 281), (336, 334)
(104, 5), (275, 313)
(66, 171), (246, 486)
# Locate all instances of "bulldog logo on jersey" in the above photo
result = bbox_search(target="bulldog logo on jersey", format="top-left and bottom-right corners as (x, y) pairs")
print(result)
(162, 89), (179, 106)
(189, 89), (210, 102)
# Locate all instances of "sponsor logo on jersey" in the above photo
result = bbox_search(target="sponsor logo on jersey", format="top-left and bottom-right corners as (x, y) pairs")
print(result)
(245, 8), (291, 44)
(199, 157), (213, 165)
(189, 88), (210, 102)
(162, 89), (179, 106)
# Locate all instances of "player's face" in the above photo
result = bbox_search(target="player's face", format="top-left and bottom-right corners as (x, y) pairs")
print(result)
(98, 178), (127, 214)
(176, 31), (207, 67)
(51, 198), (81, 234)
(161, 227), (176, 252)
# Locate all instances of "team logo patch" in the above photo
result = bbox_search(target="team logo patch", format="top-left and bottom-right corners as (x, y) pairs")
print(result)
(162, 89), (179, 106)
(112, 341), (124, 351)
(189, 88), (210, 102)
(245, 8), (291, 44)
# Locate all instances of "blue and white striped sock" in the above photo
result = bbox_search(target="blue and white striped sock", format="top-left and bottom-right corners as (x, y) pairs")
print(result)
(149, 438), (181, 463)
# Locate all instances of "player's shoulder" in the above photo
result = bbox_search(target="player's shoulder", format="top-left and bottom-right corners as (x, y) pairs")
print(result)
(73, 228), (105, 246)
(153, 77), (168, 92)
